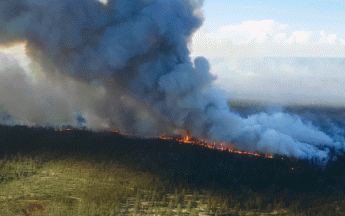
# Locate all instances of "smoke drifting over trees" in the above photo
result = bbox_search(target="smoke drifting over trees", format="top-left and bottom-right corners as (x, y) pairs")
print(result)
(0, 0), (343, 161)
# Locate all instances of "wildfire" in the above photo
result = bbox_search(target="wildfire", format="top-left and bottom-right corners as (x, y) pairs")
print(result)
(111, 130), (139, 136)
(177, 135), (193, 143)
(159, 133), (274, 159)
(159, 133), (173, 140)
(52, 128), (274, 159)
(54, 128), (79, 131)
(227, 149), (264, 157)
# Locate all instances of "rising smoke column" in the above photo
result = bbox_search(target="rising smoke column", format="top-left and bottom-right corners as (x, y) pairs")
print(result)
(0, 0), (343, 161)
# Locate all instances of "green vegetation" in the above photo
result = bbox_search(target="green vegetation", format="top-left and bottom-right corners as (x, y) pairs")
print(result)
(0, 125), (344, 215)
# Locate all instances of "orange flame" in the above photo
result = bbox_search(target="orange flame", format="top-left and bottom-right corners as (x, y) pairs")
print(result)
(178, 135), (193, 143)
(54, 128), (72, 131)
(52, 128), (274, 159)
(163, 134), (274, 159)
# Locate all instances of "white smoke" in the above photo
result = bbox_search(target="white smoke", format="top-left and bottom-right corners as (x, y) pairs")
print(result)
(0, 0), (343, 162)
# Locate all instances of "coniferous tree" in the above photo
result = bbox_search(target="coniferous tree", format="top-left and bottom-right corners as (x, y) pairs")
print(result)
(205, 199), (211, 214)
(190, 208), (198, 216)
(166, 208), (173, 216)
(134, 195), (140, 214)
(177, 203), (182, 215)
(221, 198), (228, 214)
(151, 190), (156, 207)
(234, 201), (240, 212)
(192, 190), (198, 202)
(276, 201), (285, 211)
(168, 200), (173, 209)
(249, 197), (255, 209)
(245, 200), (250, 211)
(147, 207), (153, 215)
(187, 200), (192, 212)
(162, 195), (167, 207)
(256, 196), (262, 211)
(178, 189), (186, 204)
(266, 203), (273, 212)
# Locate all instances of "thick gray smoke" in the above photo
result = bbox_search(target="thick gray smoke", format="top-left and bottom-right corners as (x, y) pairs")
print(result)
(0, 52), (109, 128)
(0, 0), (343, 162)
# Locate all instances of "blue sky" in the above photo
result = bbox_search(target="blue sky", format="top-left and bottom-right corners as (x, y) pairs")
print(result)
(191, 0), (345, 58)
(201, 0), (345, 35)
(190, 0), (345, 105)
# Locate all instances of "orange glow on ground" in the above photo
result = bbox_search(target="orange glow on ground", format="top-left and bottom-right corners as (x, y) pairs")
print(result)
(53, 129), (274, 159)
(158, 133), (274, 159)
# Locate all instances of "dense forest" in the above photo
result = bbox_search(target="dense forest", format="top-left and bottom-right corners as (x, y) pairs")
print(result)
(0, 124), (345, 215)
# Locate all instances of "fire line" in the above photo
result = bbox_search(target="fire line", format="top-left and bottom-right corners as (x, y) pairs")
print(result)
(54, 129), (274, 159)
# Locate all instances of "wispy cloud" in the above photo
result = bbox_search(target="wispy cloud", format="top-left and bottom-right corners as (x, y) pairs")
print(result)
(191, 20), (345, 58)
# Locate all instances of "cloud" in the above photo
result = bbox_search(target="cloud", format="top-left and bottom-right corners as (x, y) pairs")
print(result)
(286, 31), (313, 44)
(190, 20), (345, 58)
(319, 31), (337, 45)
(220, 20), (288, 44)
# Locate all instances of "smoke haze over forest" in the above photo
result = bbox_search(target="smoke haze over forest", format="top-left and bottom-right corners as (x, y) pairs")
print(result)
(0, 0), (344, 162)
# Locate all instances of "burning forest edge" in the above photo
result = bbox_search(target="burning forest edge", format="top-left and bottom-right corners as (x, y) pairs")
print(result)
(1, 124), (345, 215)
(56, 127), (276, 159)
(158, 133), (274, 159)
(0, 0), (343, 163)
(36, 125), (335, 163)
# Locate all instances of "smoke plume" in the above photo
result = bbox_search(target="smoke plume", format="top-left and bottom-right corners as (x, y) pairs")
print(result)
(0, 0), (343, 162)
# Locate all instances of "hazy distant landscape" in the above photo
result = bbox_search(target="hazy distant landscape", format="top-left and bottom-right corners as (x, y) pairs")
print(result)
(211, 57), (345, 106)
(229, 99), (345, 121)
